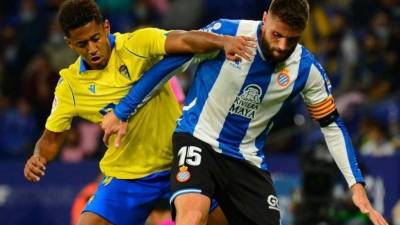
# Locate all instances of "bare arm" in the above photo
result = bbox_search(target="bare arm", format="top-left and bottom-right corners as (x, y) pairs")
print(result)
(165, 30), (256, 61)
(24, 129), (67, 182)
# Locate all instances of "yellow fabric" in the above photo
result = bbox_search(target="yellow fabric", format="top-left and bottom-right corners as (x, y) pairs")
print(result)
(46, 28), (181, 179)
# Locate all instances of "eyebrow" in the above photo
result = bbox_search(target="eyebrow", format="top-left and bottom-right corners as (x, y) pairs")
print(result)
(273, 31), (301, 40)
(75, 33), (100, 45)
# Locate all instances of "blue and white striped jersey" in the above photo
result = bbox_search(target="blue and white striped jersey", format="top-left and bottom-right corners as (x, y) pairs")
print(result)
(114, 19), (364, 187)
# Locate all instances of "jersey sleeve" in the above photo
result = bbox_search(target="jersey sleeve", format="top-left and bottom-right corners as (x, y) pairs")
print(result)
(302, 61), (364, 187)
(114, 52), (217, 121)
(301, 61), (338, 126)
(45, 78), (76, 132)
(124, 28), (169, 57)
(200, 19), (241, 36)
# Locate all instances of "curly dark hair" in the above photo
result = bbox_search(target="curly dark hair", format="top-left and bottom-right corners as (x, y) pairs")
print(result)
(58, 0), (103, 37)
(268, 0), (309, 31)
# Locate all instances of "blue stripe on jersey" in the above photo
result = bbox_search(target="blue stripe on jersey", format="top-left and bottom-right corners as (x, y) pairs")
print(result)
(335, 117), (365, 183)
(176, 20), (241, 134)
(218, 54), (274, 158)
(255, 126), (270, 170)
(176, 53), (227, 134)
(263, 47), (313, 148)
(114, 54), (194, 121)
(313, 61), (332, 95)
(201, 19), (240, 36)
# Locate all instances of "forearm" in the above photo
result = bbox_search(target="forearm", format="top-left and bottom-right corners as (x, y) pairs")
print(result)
(165, 30), (226, 54)
(115, 55), (194, 121)
(34, 130), (66, 163)
(320, 117), (365, 187)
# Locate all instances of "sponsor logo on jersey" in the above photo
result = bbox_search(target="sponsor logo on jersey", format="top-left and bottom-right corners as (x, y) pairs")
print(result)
(201, 22), (222, 33)
(119, 65), (131, 80)
(229, 84), (262, 119)
(89, 84), (96, 94)
(267, 195), (280, 211)
(229, 60), (242, 70)
(212, 22), (222, 30)
(276, 68), (290, 88)
(176, 166), (191, 183)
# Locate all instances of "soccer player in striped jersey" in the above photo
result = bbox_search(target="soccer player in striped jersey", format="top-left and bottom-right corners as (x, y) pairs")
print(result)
(22, 0), (256, 225)
(101, 0), (389, 225)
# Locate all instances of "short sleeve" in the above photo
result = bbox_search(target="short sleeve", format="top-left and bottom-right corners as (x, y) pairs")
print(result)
(124, 28), (169, 57)
(45, 78), (76, 132)
(199, 19), (240, 36)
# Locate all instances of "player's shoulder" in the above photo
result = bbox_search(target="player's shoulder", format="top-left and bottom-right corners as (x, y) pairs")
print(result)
(116, 28), (166, 57)
(121, 28), (166, 44)
(59, 57), (80, 79)
(202, 19), (259, 35)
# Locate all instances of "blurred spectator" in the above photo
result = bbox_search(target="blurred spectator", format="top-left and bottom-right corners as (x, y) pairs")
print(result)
(161, 0), (203, 29)
(302, 0), (331, 54)
(42, 15), (76, 71)
(97, 0), (136, 32)
(0, 98), (39, 159)
(15, 0), (48, 68)
(60, 120), (102, 163)
(359, 118), (395, 156)
(0, 24), (22, 97)
(22, 54), (59, 127)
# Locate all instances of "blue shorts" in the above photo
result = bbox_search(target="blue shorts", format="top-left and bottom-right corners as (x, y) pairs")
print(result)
(83, 171), (171, 225)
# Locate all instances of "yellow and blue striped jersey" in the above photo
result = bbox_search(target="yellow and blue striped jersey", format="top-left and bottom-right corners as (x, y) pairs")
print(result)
(45, 28), (181, 179)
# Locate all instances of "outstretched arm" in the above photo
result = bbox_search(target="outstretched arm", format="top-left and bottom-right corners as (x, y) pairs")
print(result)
(303, 62), (388, 225)
(102, 54), (196, 147)
(24, 129), (67, 182)
(165, 30), (256, 61)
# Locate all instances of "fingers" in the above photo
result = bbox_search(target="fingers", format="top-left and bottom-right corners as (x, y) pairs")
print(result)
(369, 210), (389, 225)
(240, 36), (257, 42)
(114, 122), (127, 148)
(24, 156), (46, 182)
(225, 53), (242, 62)
(225, 36), (256, 61)
(103, 131), (111, 146)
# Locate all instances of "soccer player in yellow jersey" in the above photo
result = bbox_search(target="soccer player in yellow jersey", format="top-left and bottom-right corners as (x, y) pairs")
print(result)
(23, 0), (256, 224)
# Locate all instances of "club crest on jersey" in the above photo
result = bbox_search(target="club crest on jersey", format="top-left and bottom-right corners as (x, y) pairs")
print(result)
(276, 68), (290, 88)
(176, 166), (191, 183)
(229, 84), (262, 119)
(119, 65), (131, 80)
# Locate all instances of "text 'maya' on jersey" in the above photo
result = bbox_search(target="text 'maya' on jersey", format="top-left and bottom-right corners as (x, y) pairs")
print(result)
(114, 19), (364, 187)
(45, 29), (181, 179)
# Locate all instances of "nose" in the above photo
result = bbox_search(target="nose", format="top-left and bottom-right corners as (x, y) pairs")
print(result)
(88, 41), (98, 55)
(277, 38), (289, 52)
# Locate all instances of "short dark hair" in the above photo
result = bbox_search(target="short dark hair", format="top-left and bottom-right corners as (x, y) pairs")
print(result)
(268, 0), (309, 31)
(58, 0), (103, 37)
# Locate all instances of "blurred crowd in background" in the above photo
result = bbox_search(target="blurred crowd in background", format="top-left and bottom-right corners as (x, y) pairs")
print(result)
(0, 0), (399, 161)
(0, 0), (400, 224)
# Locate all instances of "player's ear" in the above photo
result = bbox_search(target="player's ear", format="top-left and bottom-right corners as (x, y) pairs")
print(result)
(263, 11), (268, 23)
(103, 19), (111, 34)
(65, 36), (73, 49)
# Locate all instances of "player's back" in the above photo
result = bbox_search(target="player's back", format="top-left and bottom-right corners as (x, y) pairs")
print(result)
(46, 30), (181, 179)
